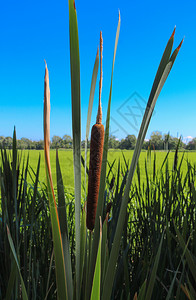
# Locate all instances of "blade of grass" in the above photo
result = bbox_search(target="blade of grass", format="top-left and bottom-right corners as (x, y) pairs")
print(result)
(12, 127), (18, 249)
(174, 222), (196, 282)
(123, 252), (130, 299)
(180, 283), (192, 300)
(12, 127), (19, 298)
(68, 1), (81, 298)
(187, 276), (196, 300)
(166, 235), (191, 300)
(6, 226), (28, 300)
(145, 233), (164, 300)
(160, 151), (170, 170)
(56, 150), (73, 300)
(45, 248), (54, 300)
(90, 218), (102, 300)
(27, 155), (40, 297)
(101, 219), (108, 288)
(5, 259), (17, 300)
(137, 280), (147, 300)
(173, 136), (181, 171)
(80, 207), (87, 292)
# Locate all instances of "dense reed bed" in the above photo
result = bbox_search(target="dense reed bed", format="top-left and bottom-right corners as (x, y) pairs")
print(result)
(1, 141), (196, 299)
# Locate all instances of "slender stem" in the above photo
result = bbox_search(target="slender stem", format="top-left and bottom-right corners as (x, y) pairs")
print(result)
(96, 31), (103, 124)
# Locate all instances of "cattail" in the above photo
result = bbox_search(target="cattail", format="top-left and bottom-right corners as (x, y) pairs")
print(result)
(87, 32), (104, 231)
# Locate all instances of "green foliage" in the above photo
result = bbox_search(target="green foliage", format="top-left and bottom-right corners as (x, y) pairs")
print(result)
(6, 225), (28, 300)
(150, 131), (163, 150)
(51, 135), (73, 149)
(186, 137), (196, 150)
(119, 135), (136, 150)
(108, 135), (120, 149)
(0, 139), (55, 299)
(2, 134), (196, 299)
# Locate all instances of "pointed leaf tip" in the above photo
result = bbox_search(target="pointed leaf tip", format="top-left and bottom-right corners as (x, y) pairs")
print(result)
(170, 26), (176, 39)
(44, 60), (49, 79)
(44, 60), (48, 72)
(118, 10), (121, 22)
(177, 38), (184, 51)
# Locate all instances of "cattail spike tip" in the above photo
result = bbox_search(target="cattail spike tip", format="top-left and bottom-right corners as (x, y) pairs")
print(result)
(96, 31), (103, 124)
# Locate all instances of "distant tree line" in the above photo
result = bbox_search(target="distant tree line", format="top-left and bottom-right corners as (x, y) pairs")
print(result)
(0, 131), (196, 150)
(0, 135), (72, 150)
(108, 131), (194, 150)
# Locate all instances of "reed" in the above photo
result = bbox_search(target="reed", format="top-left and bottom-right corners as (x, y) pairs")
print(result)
(86, 32), (105, 231)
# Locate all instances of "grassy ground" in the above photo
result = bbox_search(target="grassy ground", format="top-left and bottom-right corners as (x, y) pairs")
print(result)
(19, 149), (196, 194)
(1, 147), (196, 299)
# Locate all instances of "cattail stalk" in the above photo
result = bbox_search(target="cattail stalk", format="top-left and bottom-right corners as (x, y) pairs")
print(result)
(87, 32), (104, 231)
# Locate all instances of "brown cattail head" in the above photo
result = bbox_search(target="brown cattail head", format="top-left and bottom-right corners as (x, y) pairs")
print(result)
(87, 32), (104, 230)
(86, 123), (104, 230)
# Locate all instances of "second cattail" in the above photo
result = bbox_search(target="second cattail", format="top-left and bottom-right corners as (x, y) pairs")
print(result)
(86, 32), (104, 231)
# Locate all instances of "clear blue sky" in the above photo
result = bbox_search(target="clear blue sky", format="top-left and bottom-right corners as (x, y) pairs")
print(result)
(0, 0), (196, 142)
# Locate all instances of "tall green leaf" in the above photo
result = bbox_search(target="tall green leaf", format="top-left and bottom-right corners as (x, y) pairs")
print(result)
(90, 218), (102, 300)
(102, 29), (183, 300)
(12, 127), (18, 249)
(12, 127), (19, 298)
(68, 1), (81, 298)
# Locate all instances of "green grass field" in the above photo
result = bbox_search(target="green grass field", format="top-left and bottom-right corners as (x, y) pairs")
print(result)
(1, 147), (196, 299)
(22, 149), (196, 194)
